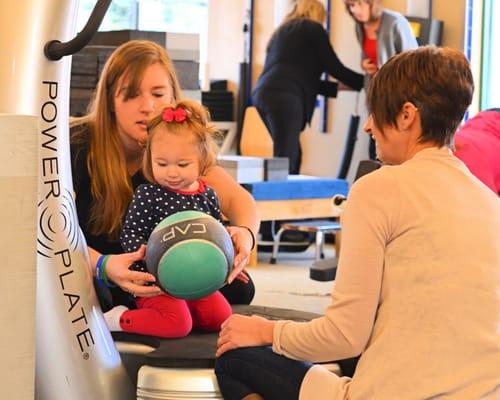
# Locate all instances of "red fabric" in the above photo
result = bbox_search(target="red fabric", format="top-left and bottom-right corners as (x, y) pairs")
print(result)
(120, 291), (232, 338)
(363, 37), (377, 66)
(454, 111), (500, 194)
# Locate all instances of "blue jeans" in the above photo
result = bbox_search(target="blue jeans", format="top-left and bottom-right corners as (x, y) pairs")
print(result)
(215, 346), (312, 400)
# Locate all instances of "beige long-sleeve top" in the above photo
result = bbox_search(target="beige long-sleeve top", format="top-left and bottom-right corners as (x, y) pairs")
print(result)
(273, 147), (500, 399)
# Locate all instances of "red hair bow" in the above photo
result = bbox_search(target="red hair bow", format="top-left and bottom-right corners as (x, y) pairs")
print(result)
(162, 107), (188, 123)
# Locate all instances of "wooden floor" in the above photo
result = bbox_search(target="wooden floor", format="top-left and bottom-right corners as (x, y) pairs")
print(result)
(248, 242), (336, 315)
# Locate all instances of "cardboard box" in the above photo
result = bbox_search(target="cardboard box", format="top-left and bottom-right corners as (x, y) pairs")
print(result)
(218, 155), (264, 183)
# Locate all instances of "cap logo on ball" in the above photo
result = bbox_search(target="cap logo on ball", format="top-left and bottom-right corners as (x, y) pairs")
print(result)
(161, 222), (207, 243)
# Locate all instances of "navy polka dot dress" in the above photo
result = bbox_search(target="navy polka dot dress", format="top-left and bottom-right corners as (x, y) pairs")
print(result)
(120, 180), (221, 272)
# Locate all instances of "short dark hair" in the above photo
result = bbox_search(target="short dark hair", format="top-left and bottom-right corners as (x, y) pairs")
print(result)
(367, 46), (474, 147)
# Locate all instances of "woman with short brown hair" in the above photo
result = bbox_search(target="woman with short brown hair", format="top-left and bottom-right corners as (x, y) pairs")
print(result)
(214, 46), (500, 400)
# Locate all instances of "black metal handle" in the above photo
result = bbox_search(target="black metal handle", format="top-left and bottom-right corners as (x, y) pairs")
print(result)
(44, 0), (112, 61)
(337, 115), (360, 179)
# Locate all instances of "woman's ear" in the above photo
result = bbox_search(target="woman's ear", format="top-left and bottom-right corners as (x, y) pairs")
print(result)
(398, 101), (418, 130)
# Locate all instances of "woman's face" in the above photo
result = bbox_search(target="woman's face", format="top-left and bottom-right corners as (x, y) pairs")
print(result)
(347, 1), (371, 23)
(150, 129), (201, 192)
(114, 62), (174, 152)
(363, 114), (408, 165)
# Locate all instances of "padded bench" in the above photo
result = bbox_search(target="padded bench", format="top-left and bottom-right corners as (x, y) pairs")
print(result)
(241, 176), (349, 265)
(241, 175), (348, 202)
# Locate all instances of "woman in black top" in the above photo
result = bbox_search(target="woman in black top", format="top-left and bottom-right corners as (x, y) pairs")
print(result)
(70, 40), (258, 311)
(253, 0), (364, 173)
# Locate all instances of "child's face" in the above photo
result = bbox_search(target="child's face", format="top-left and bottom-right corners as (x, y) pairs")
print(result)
(150, 129), (201, 191)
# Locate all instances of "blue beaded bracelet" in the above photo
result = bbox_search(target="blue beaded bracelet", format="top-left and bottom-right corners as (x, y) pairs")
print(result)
(95, 255), (105, 280)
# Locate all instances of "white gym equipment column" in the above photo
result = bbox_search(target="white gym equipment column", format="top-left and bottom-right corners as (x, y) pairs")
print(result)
(0, 1), (134, 399)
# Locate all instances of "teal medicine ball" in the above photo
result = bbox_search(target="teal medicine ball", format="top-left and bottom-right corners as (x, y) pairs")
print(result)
(145, 210), (234, 300)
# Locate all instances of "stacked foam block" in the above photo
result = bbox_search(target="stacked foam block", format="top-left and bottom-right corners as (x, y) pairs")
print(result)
(218, 155), (289, 183)
(202, 80), (234, 122)
(70, 30), (201, 116)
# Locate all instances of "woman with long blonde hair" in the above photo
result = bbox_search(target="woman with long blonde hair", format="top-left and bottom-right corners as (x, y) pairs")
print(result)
(71, 40), (258, 311)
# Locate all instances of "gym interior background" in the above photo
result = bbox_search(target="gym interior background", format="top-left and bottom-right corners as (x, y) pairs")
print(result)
(1, 1), (498, 399)
(78, 0), (498, 182)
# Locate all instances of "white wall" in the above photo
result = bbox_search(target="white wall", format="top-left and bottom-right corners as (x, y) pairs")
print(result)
(206, 0), (246, 95)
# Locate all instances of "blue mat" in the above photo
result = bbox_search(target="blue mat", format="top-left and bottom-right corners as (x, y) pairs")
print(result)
(241, 176), (349, 201)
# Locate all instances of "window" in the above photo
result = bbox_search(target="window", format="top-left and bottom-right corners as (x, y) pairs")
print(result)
(77, 0), (208, 33)
(77, 0), (208, 82)
(480, 0), (499, 109)
(137, 0), (207, 34)
(466, 0), (499, 112)
(76, 0), (207, 39)
(77, 0), (137, 31)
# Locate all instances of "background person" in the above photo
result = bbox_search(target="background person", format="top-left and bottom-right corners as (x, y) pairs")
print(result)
(214, 46), (500, 400)
(454, 108), (500, 195)
(343, 0), (418, 159)
(70, 40), (258, 312)
(252, 0), (364, 175)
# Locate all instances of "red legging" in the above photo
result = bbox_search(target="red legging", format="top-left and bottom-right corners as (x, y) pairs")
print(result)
(119, 291), (232, 338)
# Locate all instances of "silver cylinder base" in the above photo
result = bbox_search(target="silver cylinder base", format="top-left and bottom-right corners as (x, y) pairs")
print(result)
(137, 365), (222, 400)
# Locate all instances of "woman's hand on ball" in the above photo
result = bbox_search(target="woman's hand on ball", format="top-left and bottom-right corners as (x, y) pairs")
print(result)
(226, 226), (253, 283)
(106, 245), (162, 297)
